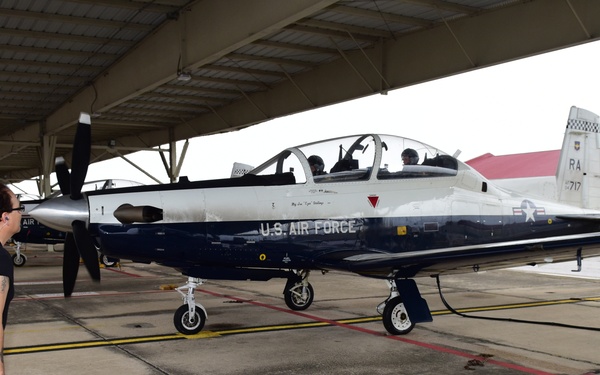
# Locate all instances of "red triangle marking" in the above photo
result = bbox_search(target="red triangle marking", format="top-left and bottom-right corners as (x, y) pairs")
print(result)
(368, 195), (379, 208)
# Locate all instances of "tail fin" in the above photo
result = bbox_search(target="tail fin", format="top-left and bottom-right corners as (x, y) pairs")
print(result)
(556, 106), (600, 209)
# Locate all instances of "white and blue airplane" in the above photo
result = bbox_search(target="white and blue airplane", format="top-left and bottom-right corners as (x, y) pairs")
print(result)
(31, 106), (600, 335)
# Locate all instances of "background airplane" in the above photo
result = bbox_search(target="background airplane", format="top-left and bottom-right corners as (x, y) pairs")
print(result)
(10, 178), (144, 267)
(467, 107), (600, 211)
(466, 149), (560, 200)
(31, 107), (600, 336)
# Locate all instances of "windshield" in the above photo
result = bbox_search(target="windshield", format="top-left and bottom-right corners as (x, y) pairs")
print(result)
(249, 134), (458, 184)
(250, 135), (377, 183)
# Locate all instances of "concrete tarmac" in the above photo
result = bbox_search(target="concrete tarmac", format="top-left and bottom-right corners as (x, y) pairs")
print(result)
(4, 247), (600, 375)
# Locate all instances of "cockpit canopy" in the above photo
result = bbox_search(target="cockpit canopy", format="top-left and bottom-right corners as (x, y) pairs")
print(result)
(250, 134), (460, 184)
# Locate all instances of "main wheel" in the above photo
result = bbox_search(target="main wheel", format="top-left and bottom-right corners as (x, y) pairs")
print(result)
(284, 281), (314, 311)
(12, 253), (26, 267)
(382, 296), (415, 335)
(173, 304), (206, 335)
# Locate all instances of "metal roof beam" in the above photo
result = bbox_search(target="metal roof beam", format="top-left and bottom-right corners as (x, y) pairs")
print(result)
(1, 9), (153, 32)
(0, 81), (76, 93)
(156, 85), (241, 96)
(399, 0), (479, 15)
(82, 119), (168, 129)
(143, 91), (234, 105)
(332, 5), (432, 27)
(65, 0), (186, 13)
(204, 63), (288, 78)
(185, 75), (270, 89)
(0, 29), (134, 47)
(112, 106), (201, 118)
(125, 100), (209, 112)
(285, 24), (380, 43)
(296, 18), (395, 39)
(252, 40), (338, 55)
(227, 53), (317, 68)
(0, 71), (88, 85)
(0, 58), (103, 72)
(0, 44), (118, 60)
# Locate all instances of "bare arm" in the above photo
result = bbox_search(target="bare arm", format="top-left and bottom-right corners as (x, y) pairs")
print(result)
(0, 275), (8, 374)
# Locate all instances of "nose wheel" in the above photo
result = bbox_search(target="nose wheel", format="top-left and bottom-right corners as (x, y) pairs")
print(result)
(174, 277), (208, 335)
(174, 304), (206, 335)
(12, 242), (27, 267)
(12, 253), (27, 267)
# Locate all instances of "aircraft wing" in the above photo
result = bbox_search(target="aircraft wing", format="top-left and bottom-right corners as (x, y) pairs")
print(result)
(555, 214), (600, 221)
(340, 231), (600, 277)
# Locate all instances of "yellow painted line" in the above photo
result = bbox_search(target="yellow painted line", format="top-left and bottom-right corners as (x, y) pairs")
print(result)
(5, 334), (184, 355)
(210, 322), (331, 336)
(5, 296), (599, 355)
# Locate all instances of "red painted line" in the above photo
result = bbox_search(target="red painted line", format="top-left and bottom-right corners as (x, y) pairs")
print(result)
(13, 289), (170, 301)
(199, 288), (555, 375)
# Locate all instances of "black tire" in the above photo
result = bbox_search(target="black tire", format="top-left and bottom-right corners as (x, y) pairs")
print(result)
(173, 304), (206, 335)
(284, 281), (314, 311)
(100, 255), (117, 267)
(382, 296), (415, 335)
(12, 253), (26, 267)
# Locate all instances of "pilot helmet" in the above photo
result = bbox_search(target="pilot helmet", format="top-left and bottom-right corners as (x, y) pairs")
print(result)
(401, 148), (419, 165)
(308, 155), (325, 175)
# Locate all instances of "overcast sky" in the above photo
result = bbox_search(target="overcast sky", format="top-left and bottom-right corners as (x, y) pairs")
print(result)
(13, 40), (600, 195)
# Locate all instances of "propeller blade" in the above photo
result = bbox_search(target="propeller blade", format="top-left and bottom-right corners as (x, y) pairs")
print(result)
(72, 220), (100, 282)
(62, 233), (80, 297)
(55, 156), (71, 196)
(70, 113), (91, 200)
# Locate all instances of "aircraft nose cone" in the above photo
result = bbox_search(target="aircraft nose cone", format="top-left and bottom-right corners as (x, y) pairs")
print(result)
(30, 195), (88, 233)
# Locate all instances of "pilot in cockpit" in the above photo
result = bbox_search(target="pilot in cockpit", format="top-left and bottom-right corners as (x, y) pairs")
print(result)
(308, 155), (326, 176)
(401, 148), (419, 165)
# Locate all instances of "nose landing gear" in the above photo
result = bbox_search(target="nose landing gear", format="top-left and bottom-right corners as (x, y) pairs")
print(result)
(174, 277), (208, 335)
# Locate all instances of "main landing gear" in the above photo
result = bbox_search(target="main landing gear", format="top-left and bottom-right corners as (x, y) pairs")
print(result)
(377, 278), (433, 335)
(283, 270), (314, 311)
(172, 270), (315, 335)
(171, 273), (431, 336)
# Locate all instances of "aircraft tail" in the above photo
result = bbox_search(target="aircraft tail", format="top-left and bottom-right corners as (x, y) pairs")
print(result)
(556, 106), (600, 209)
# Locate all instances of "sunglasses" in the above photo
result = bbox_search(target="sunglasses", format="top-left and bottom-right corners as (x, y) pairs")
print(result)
(7, 205), (25, 213)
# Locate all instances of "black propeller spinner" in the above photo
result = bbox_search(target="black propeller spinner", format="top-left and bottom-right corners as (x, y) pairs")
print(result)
(58, 113), (100, 297)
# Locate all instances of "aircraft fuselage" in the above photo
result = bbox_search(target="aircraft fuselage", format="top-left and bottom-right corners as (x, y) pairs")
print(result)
(86, 174), (600, 280)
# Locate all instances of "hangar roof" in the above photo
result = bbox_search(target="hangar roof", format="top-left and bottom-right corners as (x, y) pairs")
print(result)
(1, 0), (599, 195)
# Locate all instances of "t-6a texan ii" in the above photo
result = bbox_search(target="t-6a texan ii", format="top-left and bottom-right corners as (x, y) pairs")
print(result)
(31, 106), (600, 335)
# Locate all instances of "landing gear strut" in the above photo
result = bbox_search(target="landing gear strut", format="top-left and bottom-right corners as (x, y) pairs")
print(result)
(283, 270), (314, 311)
(174, 277), (207, 335)
(377, 278), (431, 335)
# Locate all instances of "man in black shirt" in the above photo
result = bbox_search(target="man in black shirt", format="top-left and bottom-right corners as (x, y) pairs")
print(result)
(0, 183), (22, 374)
